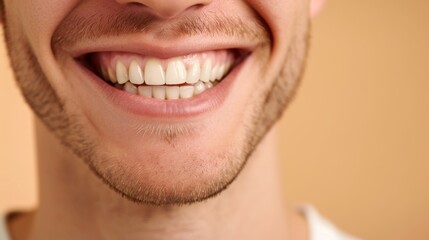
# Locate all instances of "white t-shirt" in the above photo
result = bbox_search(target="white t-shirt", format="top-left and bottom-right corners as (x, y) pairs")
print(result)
(298, 205), (360, 240)
(0, 206), (359, 240)
(0, 213), (8, 240)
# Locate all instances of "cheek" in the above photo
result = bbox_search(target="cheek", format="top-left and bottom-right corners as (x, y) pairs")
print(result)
(245, 0), (306, 37)
(245, 0), (309, 82)
(8, 0), (78, 76)
(13, 0), (78, 44)
(7, 0), (82, 107)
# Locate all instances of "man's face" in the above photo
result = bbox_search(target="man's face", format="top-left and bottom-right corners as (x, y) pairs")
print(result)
(1, 0), (309, 205)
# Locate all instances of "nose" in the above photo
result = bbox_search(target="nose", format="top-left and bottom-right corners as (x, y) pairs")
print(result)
(115, 0), (212, 19)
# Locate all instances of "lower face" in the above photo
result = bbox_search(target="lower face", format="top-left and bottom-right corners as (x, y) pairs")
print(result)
(2, 0), (309, 205)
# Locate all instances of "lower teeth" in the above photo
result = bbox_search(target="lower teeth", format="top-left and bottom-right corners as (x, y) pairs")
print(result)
(114, 80), (220, 100)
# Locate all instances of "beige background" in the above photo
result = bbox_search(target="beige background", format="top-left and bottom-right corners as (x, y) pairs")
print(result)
(1, 0), (428, 239)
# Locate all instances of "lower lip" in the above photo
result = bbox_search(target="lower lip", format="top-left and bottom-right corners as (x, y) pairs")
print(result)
(74, 57), (246, 119)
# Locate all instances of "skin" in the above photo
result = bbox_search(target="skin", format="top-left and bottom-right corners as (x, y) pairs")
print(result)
(1, 0), (324, 239)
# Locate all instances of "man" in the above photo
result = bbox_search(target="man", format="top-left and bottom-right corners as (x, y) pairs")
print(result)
(0, 0), (358, 239)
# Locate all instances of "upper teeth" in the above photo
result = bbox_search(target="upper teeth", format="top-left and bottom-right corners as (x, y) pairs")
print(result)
(100, 54), (234, 87)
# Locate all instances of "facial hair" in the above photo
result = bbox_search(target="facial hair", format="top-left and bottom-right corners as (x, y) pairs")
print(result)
(1, 8), (309, 205)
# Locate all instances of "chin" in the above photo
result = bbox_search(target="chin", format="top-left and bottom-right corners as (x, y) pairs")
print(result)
(86, 126), (248, 205)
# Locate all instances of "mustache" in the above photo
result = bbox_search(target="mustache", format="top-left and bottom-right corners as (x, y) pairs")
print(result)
(52, 9), (270, 51)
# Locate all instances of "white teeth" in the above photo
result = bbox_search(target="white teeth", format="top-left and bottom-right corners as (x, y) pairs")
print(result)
(116, 81), (217, 98)
(138, 86), (152, 97)
(210, 65), (219, 82)
(145, 58), (165, 85)
(166, 58), (187, 85)
(216, 64), (225, 80)
(205, 82), (213, 89)
(153, 86), (166, 100)
(129, 61), (144, 85)
(200, 59), (212, 83)
(186, 62), (201, 84)
(194, 81), (206, 95)
(124, 82), (138, 94)
(108, 67), (117, 83)
(107, 55), (232, 87)
(166, 86), (180, 100)
(180, 86), (194, 99)
(103, 53), (233, 100)
(116, 61), (128, 84)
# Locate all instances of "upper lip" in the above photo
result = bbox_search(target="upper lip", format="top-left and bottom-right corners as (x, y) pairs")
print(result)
(66, 35), (259, 59)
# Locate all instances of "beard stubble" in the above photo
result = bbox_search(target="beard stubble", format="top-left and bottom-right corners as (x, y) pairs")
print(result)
(1, 9), (309, 205)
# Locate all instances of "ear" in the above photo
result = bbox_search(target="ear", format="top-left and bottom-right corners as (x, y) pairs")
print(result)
(310, 0), (326, 18)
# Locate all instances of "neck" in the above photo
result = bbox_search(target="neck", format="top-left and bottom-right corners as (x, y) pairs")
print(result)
(25, 119), (295, 240)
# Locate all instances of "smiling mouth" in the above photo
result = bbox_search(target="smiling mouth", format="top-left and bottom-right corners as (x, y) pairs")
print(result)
(80, 49), (247, 100)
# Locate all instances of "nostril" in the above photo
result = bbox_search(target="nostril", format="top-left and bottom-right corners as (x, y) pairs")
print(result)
(115, 0), (212, 19)
(127, 2), (148, 7)
(190, 3), (206, 9)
